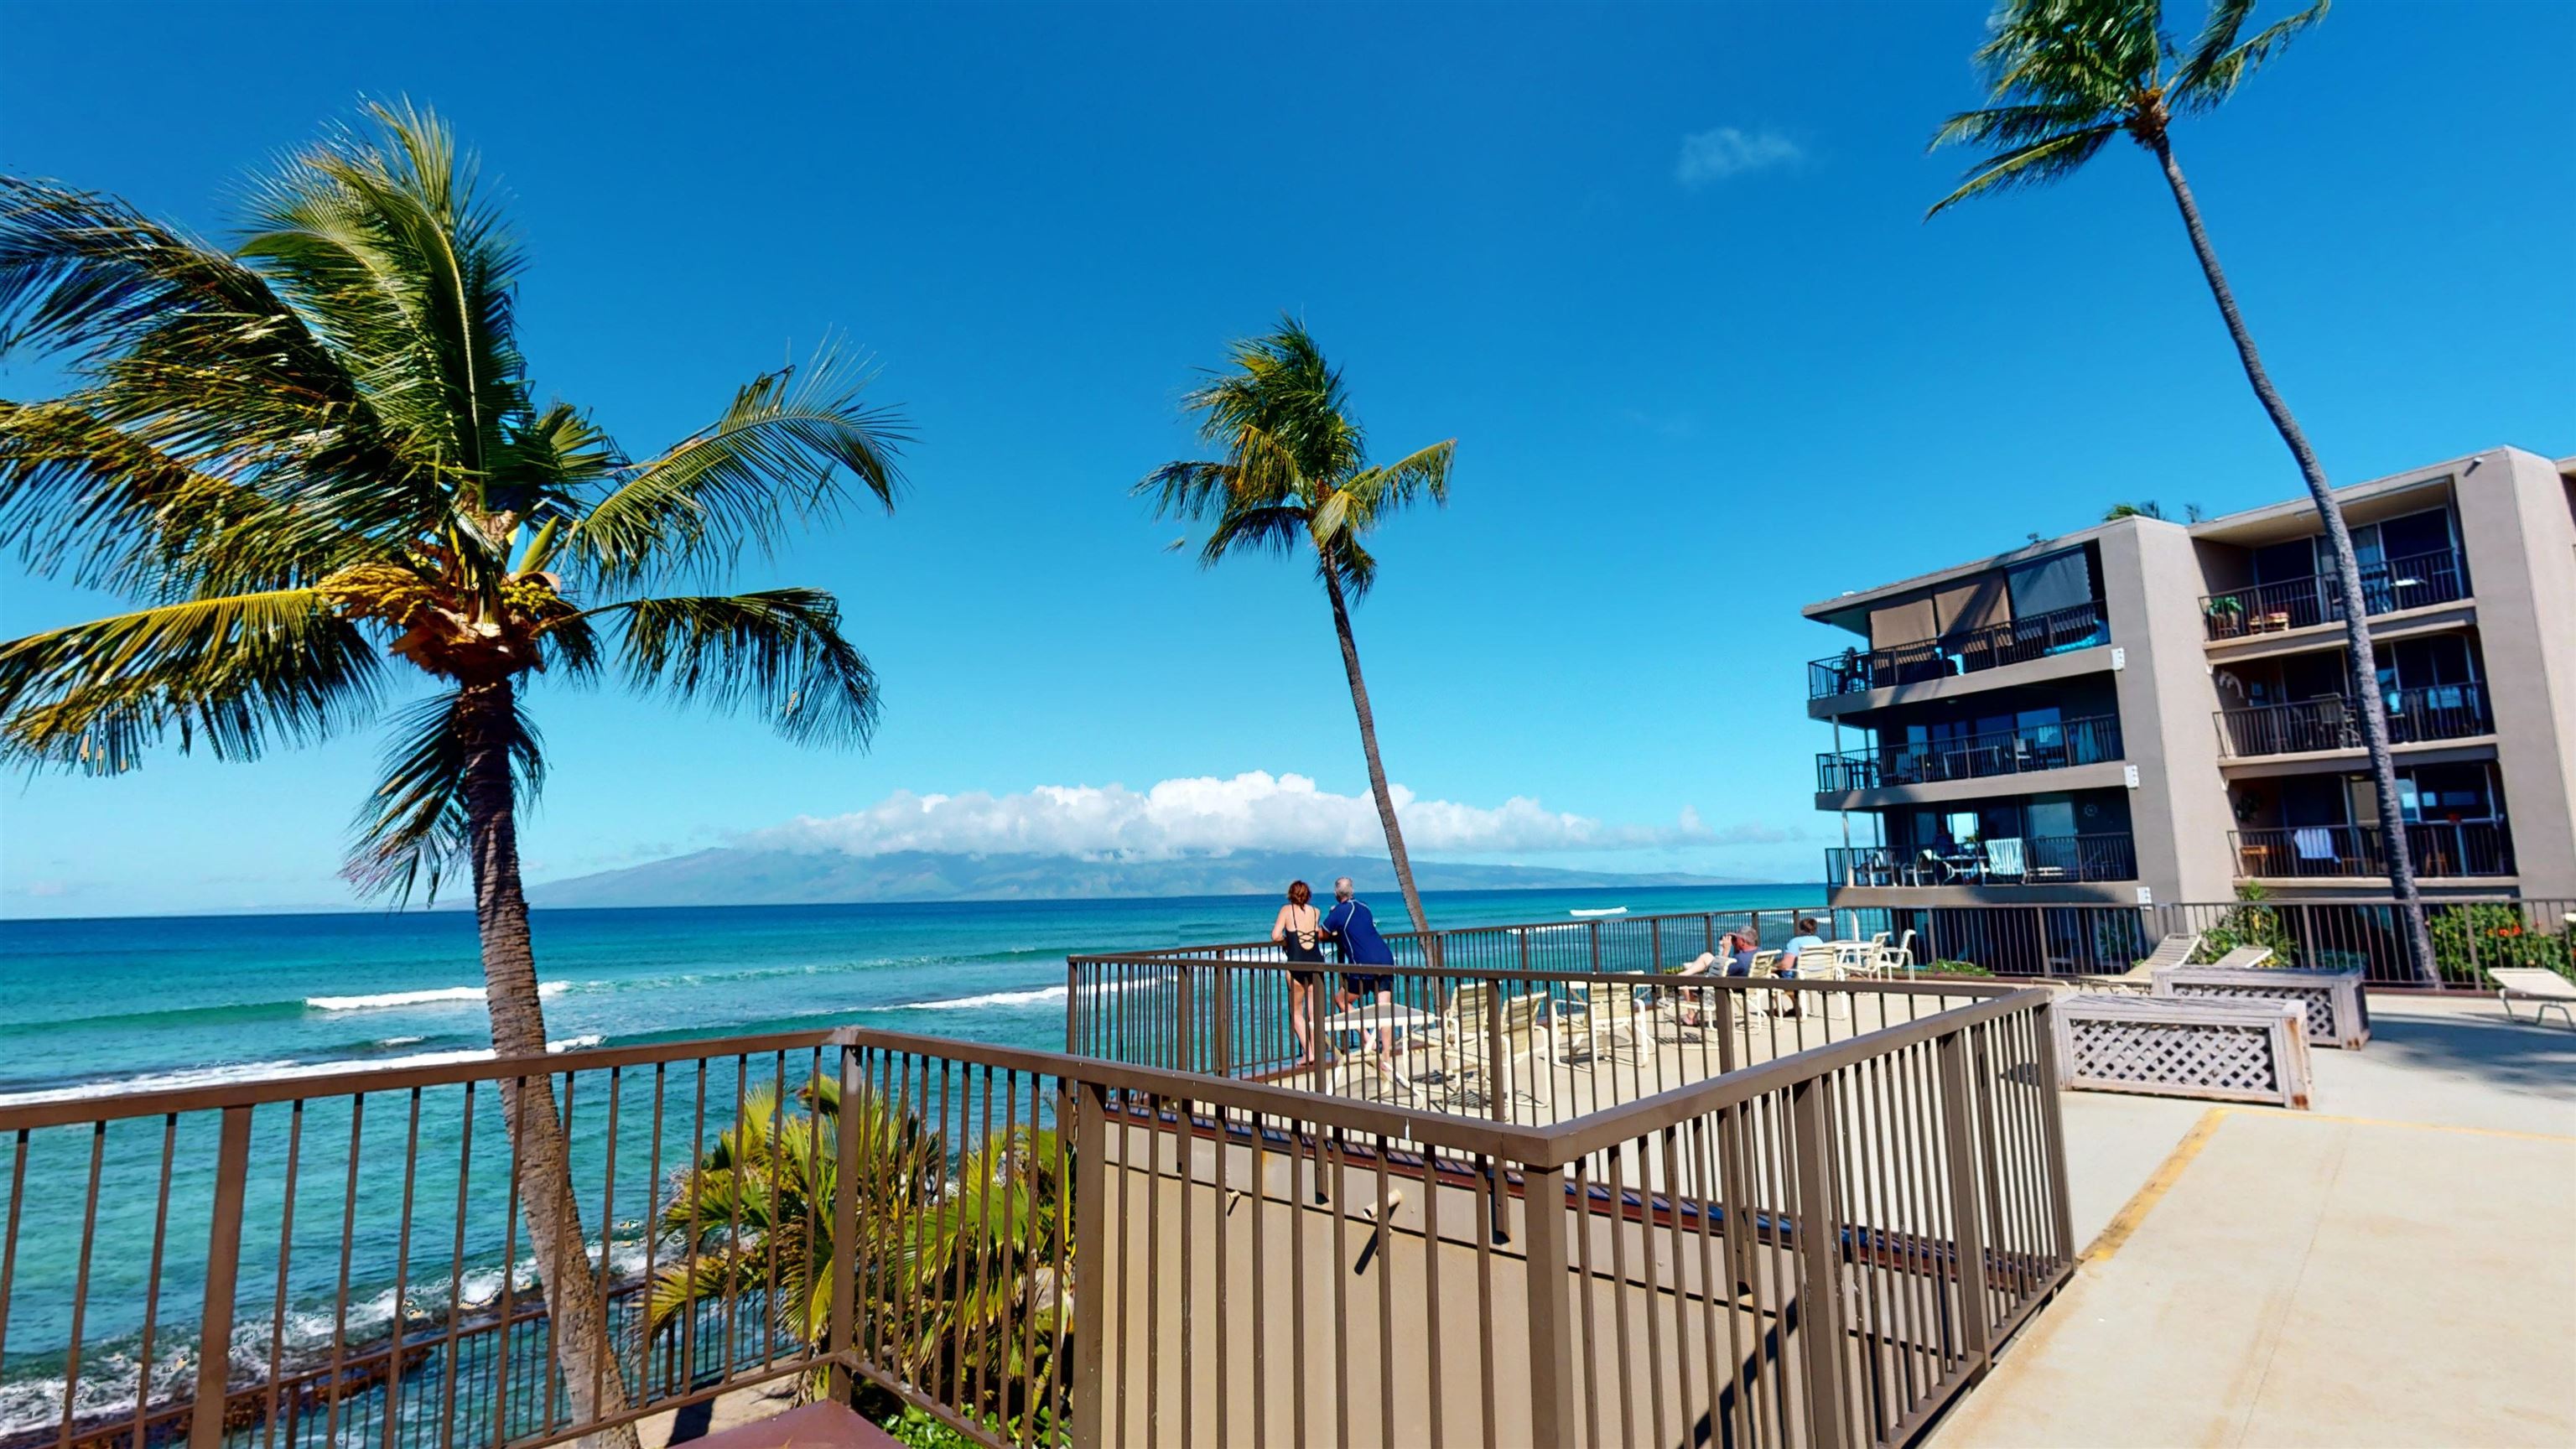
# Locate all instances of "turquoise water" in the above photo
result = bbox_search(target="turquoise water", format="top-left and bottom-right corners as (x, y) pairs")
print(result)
(0, 887), (1814, 1105)
(0, 886), (1814, 1434)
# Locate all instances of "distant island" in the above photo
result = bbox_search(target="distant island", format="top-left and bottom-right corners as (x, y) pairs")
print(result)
(528, 849), (1759, 908)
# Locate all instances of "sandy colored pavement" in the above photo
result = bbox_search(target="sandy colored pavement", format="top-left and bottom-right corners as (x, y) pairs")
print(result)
(1932, 995), (2576, 1448)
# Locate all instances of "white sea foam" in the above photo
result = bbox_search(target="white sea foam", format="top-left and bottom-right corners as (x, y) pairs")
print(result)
(897, 984), (1069, 1011)
(0, 1035), (610, 1109)
(305, 981), (570, 1011)
(377, 1035), (426, 1047)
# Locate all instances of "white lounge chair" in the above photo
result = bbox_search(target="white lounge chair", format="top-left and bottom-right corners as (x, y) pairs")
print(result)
(2070, 932), (2203, 993)
(2491, 968), (2576, 1028)
(2205, 945), (2277, 970)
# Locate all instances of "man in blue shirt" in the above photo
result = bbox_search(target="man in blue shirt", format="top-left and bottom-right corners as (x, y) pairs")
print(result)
(1323, 876), (1402, 1065)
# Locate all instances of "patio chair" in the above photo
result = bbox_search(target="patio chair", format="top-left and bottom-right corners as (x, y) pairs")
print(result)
(1878, 928), (1918, 974)
(2070, 932), (2203, 993)
(1536, 979), (1635, 1065)
(2490, 968), (2576, 1028)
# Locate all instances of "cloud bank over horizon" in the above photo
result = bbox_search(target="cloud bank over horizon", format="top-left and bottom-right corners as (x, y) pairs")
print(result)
(745, 771), (1804, 861)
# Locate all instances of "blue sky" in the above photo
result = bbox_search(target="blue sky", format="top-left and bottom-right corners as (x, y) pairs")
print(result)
(2, 1), (2569, 917)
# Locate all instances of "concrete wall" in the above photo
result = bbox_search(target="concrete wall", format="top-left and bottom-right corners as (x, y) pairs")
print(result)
(2455, 447), (2576, 900)
(2096, 518), (2240, 904)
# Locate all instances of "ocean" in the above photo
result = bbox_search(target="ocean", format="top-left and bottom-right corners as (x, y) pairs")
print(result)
(0, 884), (1815, 1107)
(0, 884), (1818, 1436)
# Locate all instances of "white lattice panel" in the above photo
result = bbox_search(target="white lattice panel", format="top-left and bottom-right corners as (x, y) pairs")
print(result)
(2052, 995), (2312, 1108)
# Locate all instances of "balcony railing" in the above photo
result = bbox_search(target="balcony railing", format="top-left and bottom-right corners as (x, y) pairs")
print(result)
(1808, 601), (2110, 699)
(2199, 548), (2470, 641)
(2215, 683), (2494, 758)
(1826, 832), (2139, 888)
(2231, 820), (2516, 879)
(1818, 714), (2123, 792)
(0, 930), (2078, 1449)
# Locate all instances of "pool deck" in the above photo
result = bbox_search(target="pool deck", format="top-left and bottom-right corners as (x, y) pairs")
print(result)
(1930, 993), (2576, 1448)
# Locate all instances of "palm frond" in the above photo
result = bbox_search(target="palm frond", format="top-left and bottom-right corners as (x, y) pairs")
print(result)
(1199, 503), (1312, 567)
(236, 101), (527, 490)
(596, 588), (878, 746)
(1926, 122), (2122, 216)
(0, 397), (371, 595)
(2174, 0), (2329, 109)
(570, 350), (908, 586)
(0, 175), (437, 553)
(0, 588), (382, 773)
(342, 687), (543, 903)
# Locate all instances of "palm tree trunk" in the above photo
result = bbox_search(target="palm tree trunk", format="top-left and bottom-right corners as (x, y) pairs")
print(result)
(2151, 138), (2437, 983)
(1317, 563), (1432, 941)
(460, 678), (642, 1449)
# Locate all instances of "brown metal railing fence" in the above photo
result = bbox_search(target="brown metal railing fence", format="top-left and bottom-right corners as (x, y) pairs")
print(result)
(3, 990), (2073, 1449)
(1821, 896), (2576, 988)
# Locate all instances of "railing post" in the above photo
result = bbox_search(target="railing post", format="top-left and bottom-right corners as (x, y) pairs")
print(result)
(1789, 1078), (1854, 1449)
(1069, 1080), (1111, 1449)
(828, 1042), (860, 1400)
(1065, 958), (1082, 1054)
(1588, 920), (1602, 974)
(1486, 987), (1509, 1122)
(1520, 1162), (1579, 1447)
(1176, 968), (1197, 1072)
(188, 1105), (254, 1449)
(1935, 1026), (1995, 1384)
(1211, 969), (1233, 1077)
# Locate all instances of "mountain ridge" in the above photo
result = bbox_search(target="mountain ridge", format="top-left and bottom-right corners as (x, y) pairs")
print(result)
(528, 848), (1759, 908)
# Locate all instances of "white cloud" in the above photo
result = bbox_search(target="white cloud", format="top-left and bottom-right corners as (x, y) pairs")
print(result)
(1675, 127), (1803, 188)
(745, 771), (1787, 860)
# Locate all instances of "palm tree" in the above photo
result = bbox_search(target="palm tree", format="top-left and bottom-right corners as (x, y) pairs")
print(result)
(1928, 0), (2438, 980)
(1138, 318), (1454, 938)
(0, 104), (908, 1437)
(648, 1077), (1071, 1438)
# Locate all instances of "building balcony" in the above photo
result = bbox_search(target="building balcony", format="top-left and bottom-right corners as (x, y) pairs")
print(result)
(1817, 714), (2123, 792)
(1807, 600), (2109, 699)
(2230, 819), (2516, 880)
(1826, 832), (2139, 888)
(2199, 548), (2470, 642)
(2215, 683), (2495, 759)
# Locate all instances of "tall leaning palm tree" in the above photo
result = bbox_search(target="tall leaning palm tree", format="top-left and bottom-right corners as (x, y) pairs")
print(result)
(1138, 319), (1454, 938)
(0, 105), (908, 1440)
(1928, 0), (2438, 980)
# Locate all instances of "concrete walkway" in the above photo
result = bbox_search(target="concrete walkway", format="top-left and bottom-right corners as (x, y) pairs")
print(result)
(1934, 996), (2576, 1448)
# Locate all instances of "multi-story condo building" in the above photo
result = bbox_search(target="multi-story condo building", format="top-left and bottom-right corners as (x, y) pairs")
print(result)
(1805, 445), (2576, 926)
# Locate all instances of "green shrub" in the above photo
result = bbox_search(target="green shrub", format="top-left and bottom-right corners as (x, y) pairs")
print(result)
(2198, 883), (2300, 964)
(1924, 960), (1994, 977)
(2428, 903), (2573, 985)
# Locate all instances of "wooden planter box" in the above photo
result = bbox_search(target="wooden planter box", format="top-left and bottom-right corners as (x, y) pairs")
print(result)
(2154, 967), (2371, 1049)
(2051, 994), (2314, 1109)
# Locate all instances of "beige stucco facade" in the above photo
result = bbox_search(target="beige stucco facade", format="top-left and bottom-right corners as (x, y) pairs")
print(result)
(1804, 445), (2576, 911)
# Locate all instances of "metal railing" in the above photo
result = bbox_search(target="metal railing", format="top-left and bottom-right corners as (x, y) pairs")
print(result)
(1817, 715), (2122, 793)
(1818, 896), (2575, 989)
(1825, 834), (2139, 888)
(1807, 602), (2110, 700)
(2213, 683), (2493, 758)
(2231, 821), (2515, 880)
(2199, 548), (2470, 641)
(0, 985), (2074, 1449)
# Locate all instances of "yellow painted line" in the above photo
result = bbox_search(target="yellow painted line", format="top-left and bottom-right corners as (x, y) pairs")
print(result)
(2227, 1105), (2576, 1145)
(2080, 1107), (2227, 1264)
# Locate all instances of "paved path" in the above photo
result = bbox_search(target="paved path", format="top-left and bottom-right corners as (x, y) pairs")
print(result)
(1934, 997), (2576, 1448)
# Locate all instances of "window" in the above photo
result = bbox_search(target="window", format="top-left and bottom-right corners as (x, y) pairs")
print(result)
(2003, 548), (2096, 618)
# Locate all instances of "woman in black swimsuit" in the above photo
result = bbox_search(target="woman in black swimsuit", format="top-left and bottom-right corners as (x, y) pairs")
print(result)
(1272, 880), (1327, 1062)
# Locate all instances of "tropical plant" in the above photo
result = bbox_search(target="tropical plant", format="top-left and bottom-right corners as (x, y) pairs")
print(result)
(2428, 903), (2572, 986)
(2102, 500), (2166, 521)
(0, 104), (906, 1442)
(647, 1076), (1071, 1441)
(2200, 882), (2300, 963)
(1137, 317), (1455, 937)
(1927, 0), (2438, 983)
